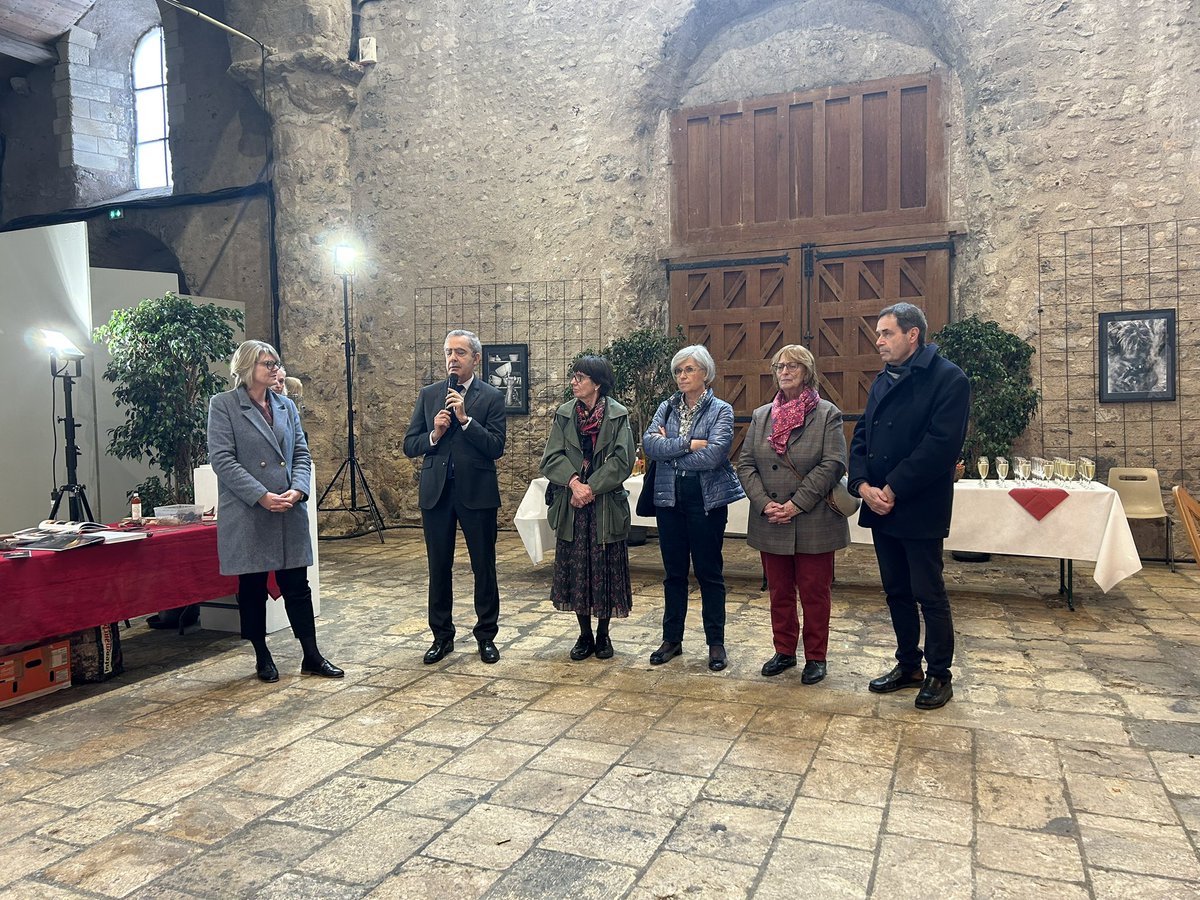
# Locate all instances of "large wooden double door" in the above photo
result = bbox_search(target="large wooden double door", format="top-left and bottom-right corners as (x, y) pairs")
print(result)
(668, 244), (950, 455)
(667, 72), (953, 454)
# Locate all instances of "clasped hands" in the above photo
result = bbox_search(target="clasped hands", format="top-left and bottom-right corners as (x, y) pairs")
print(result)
(568, 477), (595, 508)
(859, 483), (895, 516)
(432, 386), (469, 440)
(763, 499), (800, 524)
(259, 489), (304, 513)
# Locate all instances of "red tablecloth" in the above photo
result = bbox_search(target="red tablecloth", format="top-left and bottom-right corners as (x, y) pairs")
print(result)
(0, 523), (238, 646)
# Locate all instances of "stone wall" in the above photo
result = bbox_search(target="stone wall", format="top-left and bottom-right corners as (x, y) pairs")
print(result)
(3, 0), (1198, 537)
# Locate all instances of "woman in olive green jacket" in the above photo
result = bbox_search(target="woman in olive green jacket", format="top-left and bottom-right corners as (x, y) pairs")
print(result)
(540, 356), (635, 661)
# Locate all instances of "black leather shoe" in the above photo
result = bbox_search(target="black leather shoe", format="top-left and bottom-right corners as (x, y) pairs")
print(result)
(915, 675), (953, 710)
(423, 639), (454, 664)
(761, 653), (797, 677)
(801, 660), (827, 684)
(708, 644), (728, 672)
(649, 641), (682, 665)
(301, 658), (344, 678)
(478, 640), (500, 664)
(570, 636), (595, 661)
(595, 636), (614, 660)
(868, 665), (924, 694)
(256, 661), (279, 683)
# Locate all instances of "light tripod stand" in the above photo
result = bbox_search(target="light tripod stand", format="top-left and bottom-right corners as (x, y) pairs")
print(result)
(44, 335), (95, 522)
(316, 246), (386, 541)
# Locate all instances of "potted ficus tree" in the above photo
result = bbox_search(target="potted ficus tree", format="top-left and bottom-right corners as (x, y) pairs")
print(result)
(93, 292), (244, 509)
(568, 325), (685, 442)
(933, 315), (1039, 561)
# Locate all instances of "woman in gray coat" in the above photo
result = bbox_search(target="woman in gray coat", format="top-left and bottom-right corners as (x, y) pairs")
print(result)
(207, 340), (342, 683)
(737, 344), (849, 685)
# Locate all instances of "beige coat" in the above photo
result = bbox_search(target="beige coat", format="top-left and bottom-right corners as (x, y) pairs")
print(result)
(737, 399), (851, 556)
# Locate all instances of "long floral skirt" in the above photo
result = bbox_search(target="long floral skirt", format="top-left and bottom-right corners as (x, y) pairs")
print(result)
(550, 502), (632, 618)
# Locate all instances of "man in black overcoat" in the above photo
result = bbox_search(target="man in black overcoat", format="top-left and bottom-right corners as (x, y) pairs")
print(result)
(403, 330), (507, 664)
(849, 302), (970, 709)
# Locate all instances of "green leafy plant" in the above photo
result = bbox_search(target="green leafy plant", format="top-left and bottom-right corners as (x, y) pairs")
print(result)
(568, 326), (685, 439)
(93, 292), (244, 504)
(933, 316), (1039, 472)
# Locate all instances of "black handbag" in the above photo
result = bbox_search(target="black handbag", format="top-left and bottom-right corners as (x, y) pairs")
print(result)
(635, 460), (657, 517)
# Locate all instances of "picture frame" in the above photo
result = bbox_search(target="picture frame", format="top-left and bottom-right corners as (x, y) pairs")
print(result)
(482, 343), (529, 415)
(1098, 309), (1176, 403)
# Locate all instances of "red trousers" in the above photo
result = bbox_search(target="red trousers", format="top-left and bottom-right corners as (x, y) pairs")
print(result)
(761, 550), (834, 660)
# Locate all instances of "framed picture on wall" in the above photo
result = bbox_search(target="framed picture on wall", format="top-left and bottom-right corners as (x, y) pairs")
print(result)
(1098, 309), (1176, 403)
(483, 343), (529, 415)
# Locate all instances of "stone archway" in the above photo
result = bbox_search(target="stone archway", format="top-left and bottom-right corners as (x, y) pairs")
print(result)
(88, 226), (191, 293)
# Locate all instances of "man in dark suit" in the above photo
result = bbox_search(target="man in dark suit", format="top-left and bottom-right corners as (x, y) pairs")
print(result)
(403, 330), (507, 664)
(849, 302), (969, 710)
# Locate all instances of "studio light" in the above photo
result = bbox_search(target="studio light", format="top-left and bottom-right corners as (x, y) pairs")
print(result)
(317, 243), (385, 540)
(40, 329), (85, 362)
(39, 329), (93, 522)
(333, 244), (357, 276)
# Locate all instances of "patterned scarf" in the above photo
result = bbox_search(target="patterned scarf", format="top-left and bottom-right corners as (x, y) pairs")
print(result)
(575, 397), (606, 474)
(769, 387), (820, 455)
(675, 389), (711, 440)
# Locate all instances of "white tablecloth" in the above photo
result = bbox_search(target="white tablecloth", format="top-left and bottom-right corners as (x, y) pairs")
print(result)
(514, 476), (1142, 593)
(847, 481), (1141, 592)
(514, 476), (751, 565)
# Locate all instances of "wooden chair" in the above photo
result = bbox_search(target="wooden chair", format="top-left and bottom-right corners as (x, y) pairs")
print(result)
(1108, 467), (1174, 571)
(1173, 485), (1200, 566)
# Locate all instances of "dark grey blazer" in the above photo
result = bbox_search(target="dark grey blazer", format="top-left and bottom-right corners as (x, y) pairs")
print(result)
(207, 386), (313, 576)
(402, 378), (507, 510)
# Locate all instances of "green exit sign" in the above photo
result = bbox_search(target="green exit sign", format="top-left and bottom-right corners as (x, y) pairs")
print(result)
(108, 208), (123, 220)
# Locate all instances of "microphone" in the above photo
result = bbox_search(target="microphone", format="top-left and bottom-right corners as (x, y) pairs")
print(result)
(447, 374), (460, 393)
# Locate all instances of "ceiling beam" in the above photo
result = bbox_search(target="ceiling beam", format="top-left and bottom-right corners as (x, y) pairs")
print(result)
(0, 29), (56, 66)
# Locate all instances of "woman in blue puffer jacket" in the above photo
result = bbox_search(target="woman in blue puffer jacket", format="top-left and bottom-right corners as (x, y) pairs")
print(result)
(642, 344), (746, 672)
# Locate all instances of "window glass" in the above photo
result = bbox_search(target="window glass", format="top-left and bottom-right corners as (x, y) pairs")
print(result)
(132, 27), (171, 189)
(135, 88), (166, 141)
(136, 141), (169, 190)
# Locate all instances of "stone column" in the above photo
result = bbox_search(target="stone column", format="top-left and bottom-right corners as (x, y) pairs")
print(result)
(222, 1), (366, 521)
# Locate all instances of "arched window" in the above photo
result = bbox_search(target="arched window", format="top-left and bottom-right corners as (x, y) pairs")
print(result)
(132, 27), (172, 189)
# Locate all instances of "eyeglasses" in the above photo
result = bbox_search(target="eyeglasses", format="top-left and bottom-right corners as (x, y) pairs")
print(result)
(771, 362), (804, 373)
(570, 373), (592, 383)
(674, 365), (702, 376)
(259, 359), (281, 371)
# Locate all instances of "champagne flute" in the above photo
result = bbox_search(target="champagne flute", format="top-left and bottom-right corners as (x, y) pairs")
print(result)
(1062, 459), (1077, 484)
(1017, 457), (1032, 482)
(977, 455), (990, 485)
(1079, 456), (1095, 488)
(996, 456), (1010, 486)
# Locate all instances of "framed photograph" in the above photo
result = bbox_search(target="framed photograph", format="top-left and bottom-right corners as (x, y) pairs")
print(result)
(1099, 309), (1176, 403)
(483, 343), (529, 415)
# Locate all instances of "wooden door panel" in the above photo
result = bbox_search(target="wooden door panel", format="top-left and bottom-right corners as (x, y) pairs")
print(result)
(807, 246), (951, 447)
(670, 73), (944, 248)
(670, 257), (799, 460)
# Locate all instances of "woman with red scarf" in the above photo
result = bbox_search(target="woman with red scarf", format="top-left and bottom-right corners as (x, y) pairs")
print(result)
(540, 356), (635, 660)
(736, 344), (850, 684)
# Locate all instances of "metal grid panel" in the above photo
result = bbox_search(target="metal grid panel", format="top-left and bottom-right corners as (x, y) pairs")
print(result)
(1035, 218), (1200, 559)
(412, 280), (603, 510)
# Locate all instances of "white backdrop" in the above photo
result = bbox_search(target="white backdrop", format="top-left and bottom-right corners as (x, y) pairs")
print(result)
(0, 224), (244, 531)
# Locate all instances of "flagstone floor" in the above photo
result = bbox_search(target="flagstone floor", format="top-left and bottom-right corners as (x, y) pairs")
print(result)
(2, 529), (1199, 899)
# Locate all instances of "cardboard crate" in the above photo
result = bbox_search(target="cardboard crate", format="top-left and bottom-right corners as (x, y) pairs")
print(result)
(0, 640), (71, 709)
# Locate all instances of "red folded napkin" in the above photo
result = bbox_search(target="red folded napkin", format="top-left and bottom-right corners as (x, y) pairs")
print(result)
(1008, 487), (1069, 520)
